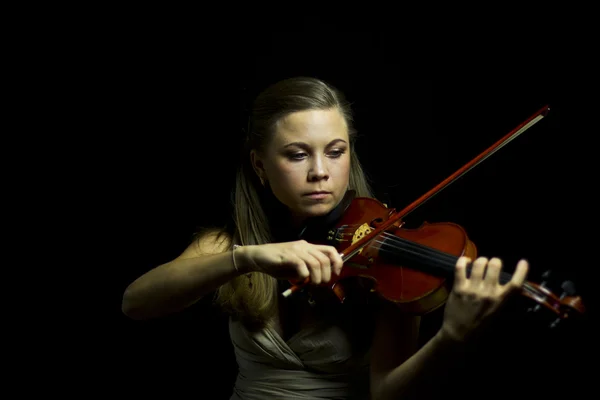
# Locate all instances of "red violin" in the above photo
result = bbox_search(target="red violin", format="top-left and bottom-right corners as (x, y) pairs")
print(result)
(282, 105), (585, 327)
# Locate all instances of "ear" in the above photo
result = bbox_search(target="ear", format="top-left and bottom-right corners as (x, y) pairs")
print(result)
(250, 149), (267, 184)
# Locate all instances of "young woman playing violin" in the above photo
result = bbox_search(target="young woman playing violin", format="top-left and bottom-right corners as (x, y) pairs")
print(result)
(121, 77), (529, 400)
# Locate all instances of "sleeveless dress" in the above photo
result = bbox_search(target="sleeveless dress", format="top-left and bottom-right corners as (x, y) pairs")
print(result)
(227, 188), (376, 398)
(228, 313), (373, 400)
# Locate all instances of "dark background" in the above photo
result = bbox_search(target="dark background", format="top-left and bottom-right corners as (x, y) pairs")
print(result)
(99, 32), (594, 398)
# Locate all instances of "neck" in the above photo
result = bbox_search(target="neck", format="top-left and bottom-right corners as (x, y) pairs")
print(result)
(289, 214), (309, 230)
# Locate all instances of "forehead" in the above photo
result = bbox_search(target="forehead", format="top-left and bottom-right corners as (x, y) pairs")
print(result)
(272, 108), (348, 145)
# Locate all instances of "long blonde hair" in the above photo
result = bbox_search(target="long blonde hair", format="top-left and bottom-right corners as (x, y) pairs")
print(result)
(215, 77), (374, 330)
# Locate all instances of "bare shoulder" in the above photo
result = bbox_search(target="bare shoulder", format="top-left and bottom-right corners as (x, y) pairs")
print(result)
(175, 228), (232, 260)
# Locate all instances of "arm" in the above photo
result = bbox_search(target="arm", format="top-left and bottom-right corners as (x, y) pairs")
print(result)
(370, 256), (528, 400)
(121, 229), (249, 320)
(370, 304), (464, 400)
(122, 234), (347, 320)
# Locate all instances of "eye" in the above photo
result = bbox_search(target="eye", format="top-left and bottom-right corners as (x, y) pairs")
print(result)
(288, 152), (307, 160)
(329, 149), (346, 158)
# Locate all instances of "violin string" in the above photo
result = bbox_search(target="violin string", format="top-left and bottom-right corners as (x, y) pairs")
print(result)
(368, 232), (541, 299)
(372, 236), (541, 300)
(377, 232), (458, 270)
(333, 225), (543, 300)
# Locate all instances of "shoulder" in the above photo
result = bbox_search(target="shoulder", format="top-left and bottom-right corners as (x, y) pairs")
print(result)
(175, 227), (232, 260)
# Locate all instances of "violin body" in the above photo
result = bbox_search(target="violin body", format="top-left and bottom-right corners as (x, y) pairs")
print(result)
(322, 196), (477, 315)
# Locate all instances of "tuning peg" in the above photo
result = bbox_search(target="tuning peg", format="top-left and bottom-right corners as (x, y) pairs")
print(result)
(560, 280), (577, 297)
(527, 304), (541, 313)
(542, 269), (552, 280)
(540, 269), (552, 287)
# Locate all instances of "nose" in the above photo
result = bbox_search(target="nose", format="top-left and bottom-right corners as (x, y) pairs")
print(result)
(308, 155), (329, 181)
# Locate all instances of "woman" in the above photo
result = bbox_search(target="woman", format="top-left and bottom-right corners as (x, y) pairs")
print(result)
(121, 76), (529, 399)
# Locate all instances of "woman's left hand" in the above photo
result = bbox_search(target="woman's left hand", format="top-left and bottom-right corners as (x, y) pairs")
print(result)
(440, 256), (529, 342)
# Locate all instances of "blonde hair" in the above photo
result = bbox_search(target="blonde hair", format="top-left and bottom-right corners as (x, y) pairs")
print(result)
(214, 77), (373, 331)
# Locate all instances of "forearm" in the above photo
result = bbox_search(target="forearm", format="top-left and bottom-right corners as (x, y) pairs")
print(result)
(374, 329), (465, 400)
(122, 248), (250, 320)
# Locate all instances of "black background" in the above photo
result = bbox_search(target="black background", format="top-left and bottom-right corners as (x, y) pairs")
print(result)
(96, 32), (595, 398)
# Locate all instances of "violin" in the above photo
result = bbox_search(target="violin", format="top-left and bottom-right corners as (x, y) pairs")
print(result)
(282, 104), (586, 327)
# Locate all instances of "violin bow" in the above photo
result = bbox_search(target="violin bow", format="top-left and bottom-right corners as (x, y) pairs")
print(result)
(282, 104), (551, 298)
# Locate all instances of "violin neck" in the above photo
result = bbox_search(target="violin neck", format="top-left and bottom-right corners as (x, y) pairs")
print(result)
(378, 234), (514, 284)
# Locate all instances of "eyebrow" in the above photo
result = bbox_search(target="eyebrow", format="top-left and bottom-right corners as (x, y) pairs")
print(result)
(283, 138), (348, 149)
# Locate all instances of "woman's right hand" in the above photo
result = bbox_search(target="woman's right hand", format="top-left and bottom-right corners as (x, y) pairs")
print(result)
(237, 240), (344, 284)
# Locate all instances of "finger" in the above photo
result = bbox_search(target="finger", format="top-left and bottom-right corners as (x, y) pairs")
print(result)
(470, 257), (488, 283)
(510, 259), (529, 287)
(454, 256), (470, 288)
(291, 255), (310, 279)
(316, 245), (344, 276)
(483, 257), (502, 289)
(308, 249), (331, 283)
(303, 253), (322, 284)
(321, 263), (331, 283)
(499, 259), (528, 297)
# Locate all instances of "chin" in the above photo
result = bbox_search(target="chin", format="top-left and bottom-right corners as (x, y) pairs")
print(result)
(300, 203), (335, 217)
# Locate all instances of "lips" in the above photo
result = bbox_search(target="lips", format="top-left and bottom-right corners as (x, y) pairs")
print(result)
(304, 191), (331, 196)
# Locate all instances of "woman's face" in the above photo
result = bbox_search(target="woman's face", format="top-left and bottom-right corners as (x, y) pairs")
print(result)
(251, 108), (351, 224)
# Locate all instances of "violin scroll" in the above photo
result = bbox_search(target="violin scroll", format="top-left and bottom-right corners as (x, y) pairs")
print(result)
(523, 269), (585, 328)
